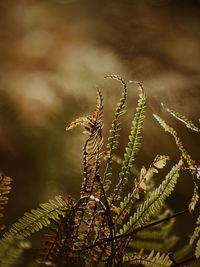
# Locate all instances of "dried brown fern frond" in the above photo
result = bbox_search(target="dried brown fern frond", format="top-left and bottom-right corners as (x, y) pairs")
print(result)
(0, 172), (12, 231)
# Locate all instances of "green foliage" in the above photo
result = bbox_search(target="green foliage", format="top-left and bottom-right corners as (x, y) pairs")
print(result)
(118, 160), (182, 235)
(0, 196), (67, 267)
(0, 75), (200, 266)
(112, 81), (146, 200)
(103, 75), (128, 190)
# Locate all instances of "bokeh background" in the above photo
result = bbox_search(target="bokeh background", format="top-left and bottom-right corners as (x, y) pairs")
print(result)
(0, 0), (200, 262)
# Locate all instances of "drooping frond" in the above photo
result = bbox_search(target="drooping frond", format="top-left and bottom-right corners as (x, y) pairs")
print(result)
(161, 103), (200, 132)
(118, 160), (182, 235)
(153, 114), (193, 167)
(153, 114), (200, 211)
(0, 196), (67, 266)
(112, 81), (146, 201)
(103, 74), (128, 190)
(0, 173), (12, 231)
(124, 250), (172, 266)
(0, 196), (67, 248)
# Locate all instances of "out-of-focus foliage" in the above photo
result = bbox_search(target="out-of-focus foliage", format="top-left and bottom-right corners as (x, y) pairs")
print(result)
(0, 0), (200, 263)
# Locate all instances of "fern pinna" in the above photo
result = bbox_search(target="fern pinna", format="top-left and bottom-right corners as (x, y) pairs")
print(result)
(0, 75), (200, 267)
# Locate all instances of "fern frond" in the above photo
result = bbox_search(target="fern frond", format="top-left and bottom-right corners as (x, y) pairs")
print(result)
(0, 173), (12, 231)
(118, 160), (182, 235)
(129, 210), (178, 253)
(153, 114), (193, 168)
(190, 214), (200, 245)
(113, 81), (146, 200)
(124, 250), (172, 266)
(0, 196), (67, 243)
(115, 155), (170, 226)
(161, 103), (200, 132)
(81, 88), (103, 196)
(153, 114), (200, 212)
(0, 196), (67, 266)
(103, 74), (128, 190)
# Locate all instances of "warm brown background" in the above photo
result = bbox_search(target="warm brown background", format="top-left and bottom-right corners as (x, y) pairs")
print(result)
(0, 0), (200, 262)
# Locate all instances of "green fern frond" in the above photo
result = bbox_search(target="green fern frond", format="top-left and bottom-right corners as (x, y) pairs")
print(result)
(161, 103), (200, 132)
(153, 114), (193, 168)
(124, 250), (172, 266)
(113, 82), (146, 200)
(118, 160), (182, 235)
(4, 196), (67, 240)
(103, 74), (128, 189)
(0, 196), (67, 266)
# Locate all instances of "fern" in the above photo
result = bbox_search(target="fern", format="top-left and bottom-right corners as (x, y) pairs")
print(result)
(153, 114), (200, 212)
(118, 160), (182, 235)
(0, 195), (67, 266)
(0, 173), (12, 231)
(115, 155), (170, 225)
(112, 81), (146, 201)
(153, 114), (193, 167)
(124, 250), (172, 266)
(161, 103), (200, 132)
(103, 74), (128, 190)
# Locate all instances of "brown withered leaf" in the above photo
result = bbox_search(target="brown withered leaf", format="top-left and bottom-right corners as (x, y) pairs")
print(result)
(153, 155), (170, 169)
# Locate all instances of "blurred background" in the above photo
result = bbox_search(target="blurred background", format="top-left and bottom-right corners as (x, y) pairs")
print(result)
(0, 0), (200, 261)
